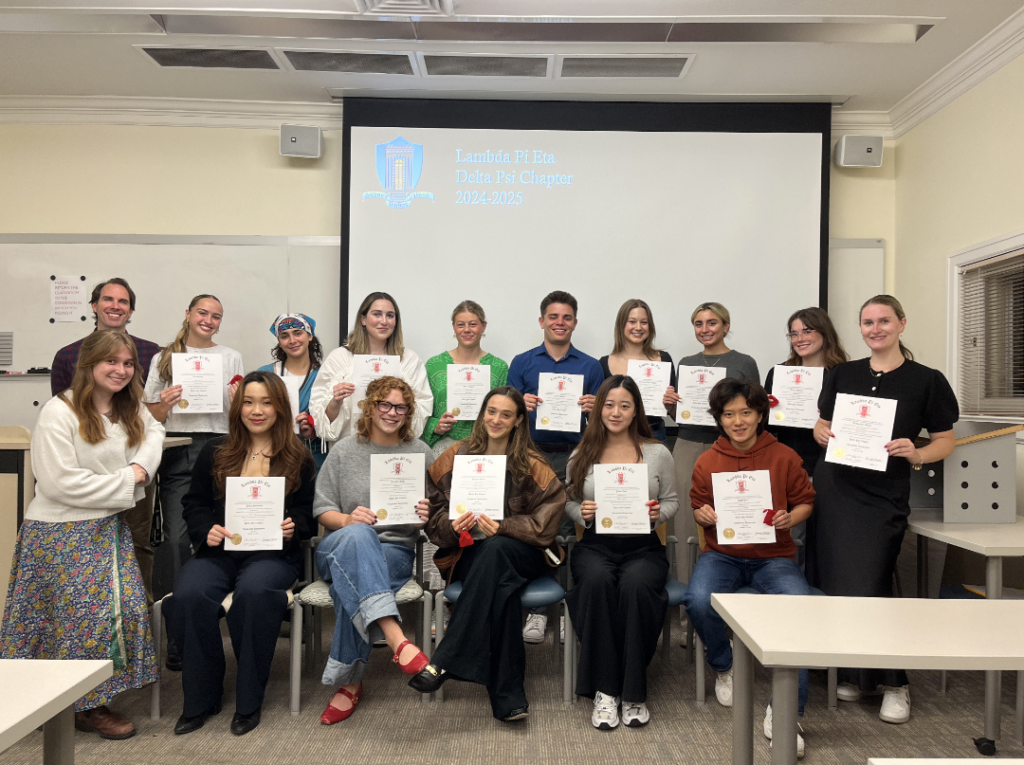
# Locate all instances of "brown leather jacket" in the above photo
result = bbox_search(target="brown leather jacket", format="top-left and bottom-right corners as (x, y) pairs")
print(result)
(425, 442), (566, 582)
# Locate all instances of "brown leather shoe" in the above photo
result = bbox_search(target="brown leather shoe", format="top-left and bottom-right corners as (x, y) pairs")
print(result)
(74, 706), (137, 740)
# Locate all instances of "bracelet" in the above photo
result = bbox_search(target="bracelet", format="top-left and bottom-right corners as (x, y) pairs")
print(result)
(912, 462), (923, 471)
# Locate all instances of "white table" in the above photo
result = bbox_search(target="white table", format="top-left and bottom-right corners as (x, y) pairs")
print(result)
(0, 659), (112, 765)
(908, 509), (1024, 743)
(711, 593), (1024, 765)
(869, 760), (1024, 764)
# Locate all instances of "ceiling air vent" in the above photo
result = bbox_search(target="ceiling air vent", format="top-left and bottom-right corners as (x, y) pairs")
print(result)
(421, 54), (549, 78)
(558, 55), (691, 79)
(141, 47), (279, 70)
(283, 50), (414, 75)
(364, 0), (449, 15)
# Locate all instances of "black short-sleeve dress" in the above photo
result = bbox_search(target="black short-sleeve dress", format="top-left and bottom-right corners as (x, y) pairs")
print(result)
(807, 357), (958, 690)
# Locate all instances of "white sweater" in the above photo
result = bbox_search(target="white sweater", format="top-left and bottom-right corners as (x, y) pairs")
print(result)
(25, 396), (166, 523)
(309, 346), (433, 444)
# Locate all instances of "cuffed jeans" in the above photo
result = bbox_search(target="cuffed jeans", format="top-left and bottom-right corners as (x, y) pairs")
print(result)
(684, 550), (809, 716)
(315, 524), (414, 687)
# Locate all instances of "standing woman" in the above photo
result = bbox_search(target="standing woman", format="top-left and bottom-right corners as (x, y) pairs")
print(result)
(2, 330), (164, 739)
(310, 291), (432, 447)
(145, 295), (245, 602)
(409, 387), (566, 722)
(600, 299), (676, 443)
(564, 375), (677, 730)
(168, 372), (316, 736)
(423, 300), (509, 456)
(258, 313), (327, 470)
(665, 302), (759, 556)
(313, 376), (434, 724)
(810, 295), (958, 724)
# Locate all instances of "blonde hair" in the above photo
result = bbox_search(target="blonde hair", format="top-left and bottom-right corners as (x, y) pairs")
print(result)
(344, 292), (405, 358)
(157, 294), (222, 382)
(355, 376), (416, 443)
(860, 294), (914, 361)
(611, 298), (662, 358)
(690, 301), (731, 328)
(67, 330), (145, 448)
(450, 300), (486, 324)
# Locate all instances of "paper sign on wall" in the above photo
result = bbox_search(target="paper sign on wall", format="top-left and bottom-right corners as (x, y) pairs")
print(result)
(50, 276), (88, 323)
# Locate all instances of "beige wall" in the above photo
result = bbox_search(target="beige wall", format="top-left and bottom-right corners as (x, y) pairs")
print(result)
(0, 124), (341, 236)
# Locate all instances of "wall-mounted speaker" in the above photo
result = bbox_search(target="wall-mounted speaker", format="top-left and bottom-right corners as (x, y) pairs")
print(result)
(833, 135), (883, 168)
(280, 124), (322, 158)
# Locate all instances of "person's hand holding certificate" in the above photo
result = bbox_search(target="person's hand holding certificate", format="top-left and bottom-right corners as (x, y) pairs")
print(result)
(675, 366), (724, 426)
(224, 477), (286, 551)
(711, 470), (776, 545)
(594, 463), (650, 535)
(770, 365), (823, 429)
(370, 453), (426, 526)
(172, 353), (224, 414)
(352, 355), (400, 412)
(446, 364), (490, 421)
(449, 455), (506, 521)
(535, 372), (584, 432)
(627, 360), (671, 418)
(824, 393), (897, 472)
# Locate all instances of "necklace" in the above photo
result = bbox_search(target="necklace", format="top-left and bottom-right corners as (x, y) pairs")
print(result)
(701, 351), (728, 368)
(250, 448), (267, 461)
(869, 367), (884, 378)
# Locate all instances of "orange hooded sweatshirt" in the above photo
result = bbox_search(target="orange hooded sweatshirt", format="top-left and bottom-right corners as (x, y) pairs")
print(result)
(690, 431), (816, 560)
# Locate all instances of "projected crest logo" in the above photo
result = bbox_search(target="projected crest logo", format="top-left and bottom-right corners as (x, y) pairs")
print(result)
(363, 136), (435, 209)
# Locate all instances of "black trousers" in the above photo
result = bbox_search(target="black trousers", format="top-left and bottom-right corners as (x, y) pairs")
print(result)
(432, 535), (546, 719)
(165, 552), (299, 717)
(567, 542), (668, 702)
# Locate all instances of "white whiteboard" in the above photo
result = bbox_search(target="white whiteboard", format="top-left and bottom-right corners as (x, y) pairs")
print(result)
(0, 236), (340, 430)
(828, 238), (885, 361)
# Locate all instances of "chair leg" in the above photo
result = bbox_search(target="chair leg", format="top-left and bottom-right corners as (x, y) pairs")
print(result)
(421, 592), (433, 704)
(290, 602), (302, 716)
(434, 591), (447, 703)
(828, 666), (838, 710)
(150, 598), (163, 720)
(302, 604), (314, 673)
(695, 632), (705, 705)
(685, 619), (694, 665)
(562, 601), (574, 705)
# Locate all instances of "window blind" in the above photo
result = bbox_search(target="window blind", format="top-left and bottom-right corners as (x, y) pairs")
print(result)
(958, 249), (1024, 417)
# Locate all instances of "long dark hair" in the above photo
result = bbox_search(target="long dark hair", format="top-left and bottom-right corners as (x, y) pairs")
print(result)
(783, 306), (849, 369)
(460, 387), (539, 480)
(567, 375), (654, 500)
(271, 335), (324, 370)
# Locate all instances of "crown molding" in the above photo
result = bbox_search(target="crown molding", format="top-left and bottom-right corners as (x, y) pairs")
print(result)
(0, 96), (345, 130)
(830, 110), (892, 140)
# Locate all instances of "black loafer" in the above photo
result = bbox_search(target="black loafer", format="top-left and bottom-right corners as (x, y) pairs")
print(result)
(230, 708), (261, 736)
(174, 702), (221, 735)
(501, 707), (529, 722)
(165, 638), (182, 672)
(408, 665), (448, 694)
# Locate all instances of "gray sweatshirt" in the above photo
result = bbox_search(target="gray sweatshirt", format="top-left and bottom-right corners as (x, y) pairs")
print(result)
(675, 349), (760, 444)
(313, 434), (435, 549)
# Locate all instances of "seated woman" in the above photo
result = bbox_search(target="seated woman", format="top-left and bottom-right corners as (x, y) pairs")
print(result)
(313, 376), (434, 724)
(2, 330), (164, 740)
(563, 375), (678, 730)
(167, 372), (317, 736)
(408, 386), (565, 721)
(683, 378), (815, 758)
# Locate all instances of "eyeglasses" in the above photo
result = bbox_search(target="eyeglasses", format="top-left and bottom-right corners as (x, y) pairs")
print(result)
(785, 329), (819, 340)
(376, 401), (410, 416)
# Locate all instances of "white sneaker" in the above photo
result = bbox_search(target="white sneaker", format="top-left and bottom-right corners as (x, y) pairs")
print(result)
(622, 701), (650, 727)
(430, 609), (451, 638)
(879, 686), (911, 724)
(592, 692), (620, 730)
(522, 613), (547, 644)
(837, 682), (882, 702)
(764, 704), (805, 759)
(715, 668), (734, 707)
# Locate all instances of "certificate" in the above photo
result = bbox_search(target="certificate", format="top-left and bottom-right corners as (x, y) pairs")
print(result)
(171, 353), (224, 414)
(627, 359), (671, 418)
(224, 476), (285, 551)
(825, 393), (897, 472)
(770, 365), (823, 429)
(712, 470), (776, 545)
(352, 355), (400, 412)
(675, 366), (725, 426)
(446, 364), (490, 421)
(281, 374), (303, 434)
(594, 463), (650, 535)
(370, 453), (425, 526)
(536, 372), (584, 432)
(449, 454), (506, 521)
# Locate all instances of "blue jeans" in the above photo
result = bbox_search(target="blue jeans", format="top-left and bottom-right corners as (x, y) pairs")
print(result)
(683, 550), (809, 716)
(314, 524), (414, 687)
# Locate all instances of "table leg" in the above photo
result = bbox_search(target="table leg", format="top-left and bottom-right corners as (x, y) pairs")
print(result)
(732, 639), (754, 765)
(1015, 670), (1024, 746)
(771, 668), (800, 765)
(985, 556), (1003, 741)
(916, 535), (929, 599)
(42, 705), (75, 765)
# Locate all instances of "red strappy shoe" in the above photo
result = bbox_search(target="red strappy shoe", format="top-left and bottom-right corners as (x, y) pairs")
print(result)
(392, 639), (429, 675)
(320, 683), (362, 725)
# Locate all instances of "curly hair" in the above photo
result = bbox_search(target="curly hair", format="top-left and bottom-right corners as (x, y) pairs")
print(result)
(355, 376), (416, 443)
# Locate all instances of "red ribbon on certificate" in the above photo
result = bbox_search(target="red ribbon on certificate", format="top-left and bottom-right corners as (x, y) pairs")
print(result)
(767, 394), (780, 409)
(459, 530), (475, 548)
(762, 509), (777, 526)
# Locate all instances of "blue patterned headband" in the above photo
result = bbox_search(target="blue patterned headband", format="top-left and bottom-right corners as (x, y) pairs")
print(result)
(270, 313), (316, 337)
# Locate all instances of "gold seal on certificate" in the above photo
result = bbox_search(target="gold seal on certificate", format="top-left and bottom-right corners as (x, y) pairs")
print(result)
(376, 509), (388, 521)
(601, 517), (613, 529)
(455, 503), (467, 515)
(357, 400), (365, 410)
(680, 411), (691, 420)
(231, 533), (242, 545)
(451, 407), (461, 417)
(723, 528), (735, 540)
(540, 416), (550, 426)
(775, 411), (785, 421)
(178, 400), (189, 409)
(833, 447), (846, 459)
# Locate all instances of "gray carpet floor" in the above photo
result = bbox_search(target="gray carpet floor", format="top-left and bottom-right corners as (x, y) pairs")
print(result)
(2, 614), (1021, 764)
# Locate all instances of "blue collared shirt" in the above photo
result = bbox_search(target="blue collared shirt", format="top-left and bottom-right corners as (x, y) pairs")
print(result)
(508, 342), (605, 446)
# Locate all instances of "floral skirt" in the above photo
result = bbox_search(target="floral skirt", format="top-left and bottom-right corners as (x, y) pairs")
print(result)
(1, 515), (158, 711)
